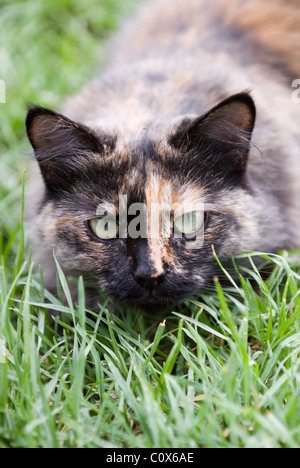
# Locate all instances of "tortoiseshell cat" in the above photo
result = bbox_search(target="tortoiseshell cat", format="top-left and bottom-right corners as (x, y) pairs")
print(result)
(26, 0), (300, 312)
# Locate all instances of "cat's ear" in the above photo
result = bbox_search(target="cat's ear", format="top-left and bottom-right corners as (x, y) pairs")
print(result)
(26, 105), (105, 189)
(170, 92), (256, 178)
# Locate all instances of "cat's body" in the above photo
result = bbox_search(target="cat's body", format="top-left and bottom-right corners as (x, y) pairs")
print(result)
(26, 0), (300, 312)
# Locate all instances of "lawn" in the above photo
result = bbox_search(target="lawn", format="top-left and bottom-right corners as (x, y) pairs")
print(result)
(1, 0), (300, 448)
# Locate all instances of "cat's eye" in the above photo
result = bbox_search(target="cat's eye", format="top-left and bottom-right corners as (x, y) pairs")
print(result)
(89, 218), (119, 240)
(174, 211), (205, 236)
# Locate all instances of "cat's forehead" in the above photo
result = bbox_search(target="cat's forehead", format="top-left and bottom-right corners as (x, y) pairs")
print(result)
(115, 156), (204, 215)
(95, 133), (204, 213)
(76, 131), (205, 209)
(143, 162), (204, 210)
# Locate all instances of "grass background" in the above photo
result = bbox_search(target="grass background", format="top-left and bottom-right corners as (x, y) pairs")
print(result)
(1, 0), (300, 448)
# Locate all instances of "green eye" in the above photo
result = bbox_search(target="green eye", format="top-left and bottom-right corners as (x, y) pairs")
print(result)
(89, 218), (118, 240)
(174, 211), (205, 236)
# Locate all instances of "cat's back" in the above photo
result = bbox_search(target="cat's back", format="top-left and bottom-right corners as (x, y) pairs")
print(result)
(63, 0), (300, 177)
(65, 0), (300, 128)
(109, 0), (300, 81)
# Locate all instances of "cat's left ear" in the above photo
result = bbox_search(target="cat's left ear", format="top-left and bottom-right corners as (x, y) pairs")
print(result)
(26, 105), (107, 189)
(170, 92), (256, 176)
(26, 105), (104, 153)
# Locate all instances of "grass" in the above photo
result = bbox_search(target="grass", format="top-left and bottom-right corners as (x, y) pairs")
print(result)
(1, 0), (300, 449)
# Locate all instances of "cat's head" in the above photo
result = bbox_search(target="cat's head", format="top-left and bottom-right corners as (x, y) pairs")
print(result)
(26, 92), (256, 312)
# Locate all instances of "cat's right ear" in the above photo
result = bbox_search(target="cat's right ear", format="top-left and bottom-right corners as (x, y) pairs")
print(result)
(26, 105), (108, 189)
(169, 92), (256, 183)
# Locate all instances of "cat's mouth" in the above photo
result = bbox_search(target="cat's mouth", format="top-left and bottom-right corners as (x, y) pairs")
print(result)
(109, 280), (201, 313)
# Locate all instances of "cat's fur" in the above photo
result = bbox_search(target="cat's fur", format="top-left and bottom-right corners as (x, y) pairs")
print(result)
(26, 0), (300, 312)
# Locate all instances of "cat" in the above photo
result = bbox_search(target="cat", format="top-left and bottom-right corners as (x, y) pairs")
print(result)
(25, 0), (300, 313)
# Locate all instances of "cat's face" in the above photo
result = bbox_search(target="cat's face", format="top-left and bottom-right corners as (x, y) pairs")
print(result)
(26, 93), (255, 311)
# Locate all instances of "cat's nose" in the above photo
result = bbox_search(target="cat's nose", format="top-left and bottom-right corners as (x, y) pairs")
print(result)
(134, 267), (166, 292)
